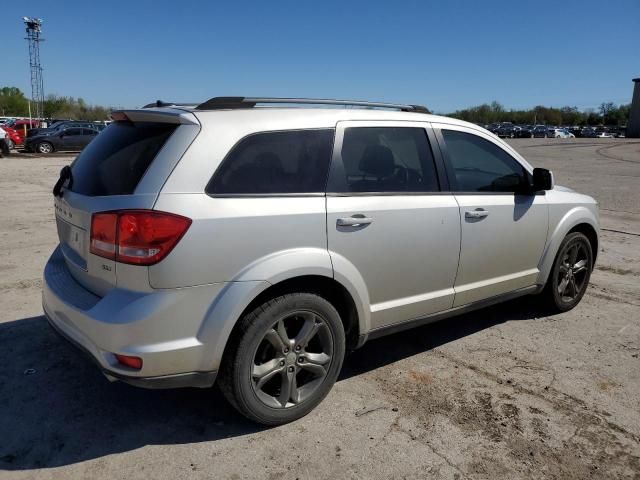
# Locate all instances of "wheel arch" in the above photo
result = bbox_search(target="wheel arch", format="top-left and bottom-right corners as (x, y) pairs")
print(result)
(233, 275), (361, 350)
(538, 206), (599, 286)
(567, 223), (598, 264)
(199, 248), (371, 372)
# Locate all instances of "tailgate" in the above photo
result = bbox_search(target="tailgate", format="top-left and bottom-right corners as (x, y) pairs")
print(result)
(52, 112), (200, 296)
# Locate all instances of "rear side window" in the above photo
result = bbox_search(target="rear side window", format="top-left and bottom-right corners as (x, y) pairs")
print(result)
(70, 122), (177, 196)
(207, 129), (334, 195)
(335, 127), (439, 193)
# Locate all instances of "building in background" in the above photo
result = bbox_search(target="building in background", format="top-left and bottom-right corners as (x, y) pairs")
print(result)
(628, 78), (640, 138)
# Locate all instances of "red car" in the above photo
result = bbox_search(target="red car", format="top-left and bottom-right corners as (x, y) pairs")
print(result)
(5, 119), (41, 140)
(1, 126), (23, 149)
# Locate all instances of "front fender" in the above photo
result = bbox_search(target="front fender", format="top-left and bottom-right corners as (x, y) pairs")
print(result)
(537, 205), (599, 285)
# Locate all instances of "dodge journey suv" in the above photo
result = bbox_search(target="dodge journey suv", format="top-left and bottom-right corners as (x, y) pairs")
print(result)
(43, 97), (599, 425)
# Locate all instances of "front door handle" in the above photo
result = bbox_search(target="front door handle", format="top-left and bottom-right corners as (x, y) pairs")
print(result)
(465, 209), (489, 219)
(337, 216), (373, 227)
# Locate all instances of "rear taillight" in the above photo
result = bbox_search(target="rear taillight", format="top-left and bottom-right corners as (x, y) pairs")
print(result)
(90, 213), (118, 259)
(90, 210), (191, 266)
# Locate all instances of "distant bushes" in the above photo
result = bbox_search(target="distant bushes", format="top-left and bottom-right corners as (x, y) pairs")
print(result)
(0, 86), (111, 121)
(1, 86), (631, 126)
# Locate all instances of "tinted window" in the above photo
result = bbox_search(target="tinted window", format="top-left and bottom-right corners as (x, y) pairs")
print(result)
(70, 122), (177, 196)
(64, 128), (82, 136)
(208, 129), (334, 194)
(82, 128), (97, 136)
(337, 127), (439, 193)
(441, 130), (529, 193)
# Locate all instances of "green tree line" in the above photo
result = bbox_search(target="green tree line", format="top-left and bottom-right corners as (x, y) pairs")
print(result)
(0, 86), (111, 121)
(448, 100), (631, 126)
(1, 85), (632, 126)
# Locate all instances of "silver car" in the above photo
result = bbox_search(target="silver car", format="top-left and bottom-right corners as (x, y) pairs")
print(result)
(43, 97), (599, 425)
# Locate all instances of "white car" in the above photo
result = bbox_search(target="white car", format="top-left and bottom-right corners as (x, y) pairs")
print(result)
(550, 128), (575, 139)
(43, 96), (599, 425)
(595, 132), (613, 138)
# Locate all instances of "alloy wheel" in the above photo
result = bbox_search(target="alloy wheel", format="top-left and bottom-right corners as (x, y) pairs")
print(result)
(38, 142), (53, 154)
(556, 241), (590, 303)
(251, 311), (334, 409)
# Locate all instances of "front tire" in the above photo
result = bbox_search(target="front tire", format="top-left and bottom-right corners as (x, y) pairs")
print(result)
(37, 142), (54, 154)
(219, 293), (346, 425)
(542, 232), (593, 312)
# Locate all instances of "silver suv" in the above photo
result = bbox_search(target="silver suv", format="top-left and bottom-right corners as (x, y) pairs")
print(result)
(43, 97), (599, 425)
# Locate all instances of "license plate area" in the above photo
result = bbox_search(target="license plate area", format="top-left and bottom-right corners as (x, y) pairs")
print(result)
(56, 216), (87, 263)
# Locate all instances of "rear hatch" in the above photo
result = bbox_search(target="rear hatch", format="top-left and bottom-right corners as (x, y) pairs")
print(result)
(53, 109), (200, 296)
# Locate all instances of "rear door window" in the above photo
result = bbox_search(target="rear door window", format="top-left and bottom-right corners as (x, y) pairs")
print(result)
(69, 121), (177, 196)
(207, 129), (334, 195)
(334, 127), (439, 193)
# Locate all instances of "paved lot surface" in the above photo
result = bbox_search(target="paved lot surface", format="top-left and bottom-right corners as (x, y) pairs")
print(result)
(0, 138), (639, 479)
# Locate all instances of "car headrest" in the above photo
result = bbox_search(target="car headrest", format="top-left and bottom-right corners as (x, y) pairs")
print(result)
(359, 145), (395, 177)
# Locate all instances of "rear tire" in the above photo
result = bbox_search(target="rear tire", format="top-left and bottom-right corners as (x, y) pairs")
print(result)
(218, 293), (346, 425)
(542, 232), (593, 312)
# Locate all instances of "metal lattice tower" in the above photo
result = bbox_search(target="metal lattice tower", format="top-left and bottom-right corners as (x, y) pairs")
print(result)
(23, 17), (45, 119)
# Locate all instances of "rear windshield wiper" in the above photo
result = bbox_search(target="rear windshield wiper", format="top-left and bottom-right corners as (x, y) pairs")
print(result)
(53, 165), (73, 197)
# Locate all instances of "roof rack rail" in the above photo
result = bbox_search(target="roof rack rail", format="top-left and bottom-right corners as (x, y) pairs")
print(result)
(142, 100), (199, 109)
(195, 97), (429, 113)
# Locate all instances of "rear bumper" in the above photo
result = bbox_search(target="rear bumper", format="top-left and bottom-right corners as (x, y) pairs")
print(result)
(45, 311), (216, 388)
(42, 246), (223, 388)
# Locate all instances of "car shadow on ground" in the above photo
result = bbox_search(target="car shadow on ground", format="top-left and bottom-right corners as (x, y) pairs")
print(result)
(0, 296), (551, 471)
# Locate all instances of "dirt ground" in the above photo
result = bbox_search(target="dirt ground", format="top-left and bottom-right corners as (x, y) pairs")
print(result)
(0, 138), (639, 479)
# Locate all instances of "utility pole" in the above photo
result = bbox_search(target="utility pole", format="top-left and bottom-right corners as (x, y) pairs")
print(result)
(23, 17), (45, 120)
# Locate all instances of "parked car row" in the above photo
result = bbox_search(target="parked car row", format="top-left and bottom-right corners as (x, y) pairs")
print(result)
(0, 119), (109, 153)
(484, 122), (625, 139)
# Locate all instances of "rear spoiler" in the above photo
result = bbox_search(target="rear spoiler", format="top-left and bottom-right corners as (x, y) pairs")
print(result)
(109, 109), (199, 125)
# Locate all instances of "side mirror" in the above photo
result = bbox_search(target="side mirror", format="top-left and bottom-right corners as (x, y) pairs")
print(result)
(532, 168), (554, 191)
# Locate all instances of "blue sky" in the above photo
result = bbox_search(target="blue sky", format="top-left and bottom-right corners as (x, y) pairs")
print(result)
(2, 0), (639, 112)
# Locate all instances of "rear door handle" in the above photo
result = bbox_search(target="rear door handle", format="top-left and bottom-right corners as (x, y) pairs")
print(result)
(337, 216), (373, 227)
(465, 209), (489, 219)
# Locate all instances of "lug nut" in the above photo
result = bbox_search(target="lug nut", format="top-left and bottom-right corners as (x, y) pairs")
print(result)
(295, 345), (301, 351)
(284, 348), (289, 353)
(280, 360), (285, 366)
(288, 366), (295, 372)
(298, 357), (304, 363)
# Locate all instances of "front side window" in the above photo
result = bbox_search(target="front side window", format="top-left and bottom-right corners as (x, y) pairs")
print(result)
(440, 129), (529, 193)
(336, 127), (439, 193)
(64, 128), (82, 136)
(207, 129), (334, 195)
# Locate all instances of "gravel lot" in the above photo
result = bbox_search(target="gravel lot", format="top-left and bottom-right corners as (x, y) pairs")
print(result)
(1, 138), (639, 479)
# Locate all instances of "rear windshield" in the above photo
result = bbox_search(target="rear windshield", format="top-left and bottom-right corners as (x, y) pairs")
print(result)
(69, 122), (177, 196)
